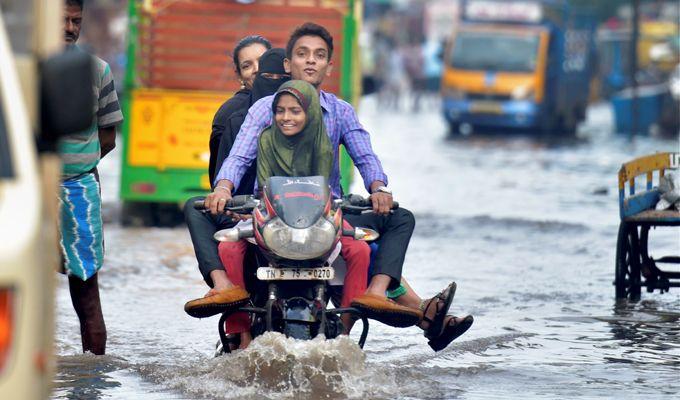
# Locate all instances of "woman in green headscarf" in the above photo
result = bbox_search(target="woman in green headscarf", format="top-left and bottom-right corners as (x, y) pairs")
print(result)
(256, 80), (334, 188)
(218, 80), (369, 345)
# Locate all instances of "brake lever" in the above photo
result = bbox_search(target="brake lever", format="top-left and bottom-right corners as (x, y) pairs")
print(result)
(197, 204), (256, 215)
(225, 205), (256, 214)
(340, 205), (370, 215)
(341, 204), (395, 215)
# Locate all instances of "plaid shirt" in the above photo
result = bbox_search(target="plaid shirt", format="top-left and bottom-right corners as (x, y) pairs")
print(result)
(215, 90), (388, 198)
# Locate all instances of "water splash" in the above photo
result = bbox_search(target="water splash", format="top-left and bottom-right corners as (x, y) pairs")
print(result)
(139, 332), (376, 399)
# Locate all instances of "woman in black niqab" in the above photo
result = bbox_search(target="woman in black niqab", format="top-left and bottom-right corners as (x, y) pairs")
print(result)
(215, 48), (290, 195)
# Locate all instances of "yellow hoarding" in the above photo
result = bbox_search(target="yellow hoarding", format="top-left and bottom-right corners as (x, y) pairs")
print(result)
(128, 88), (230, 170)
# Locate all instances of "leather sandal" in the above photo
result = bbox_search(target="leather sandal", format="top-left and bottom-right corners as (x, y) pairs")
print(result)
(422, 282), (457, 339)
(428, 315), (474, 352)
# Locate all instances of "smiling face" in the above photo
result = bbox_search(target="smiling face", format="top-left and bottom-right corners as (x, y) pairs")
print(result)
(63, 4), (83, 44)
(274, 93), (307, 136)
(237, 43), (269, 89)
(284, 35), (333, 88)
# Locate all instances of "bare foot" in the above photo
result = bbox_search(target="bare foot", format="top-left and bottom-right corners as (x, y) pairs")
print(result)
(418, 283), (456, 334)
(442, 315), (468, 326)
(418, 296), (437, 331)
(365, 274), (391, 297)
(419, 300), (466, 332)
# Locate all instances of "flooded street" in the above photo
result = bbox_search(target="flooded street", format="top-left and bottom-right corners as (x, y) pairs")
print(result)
(52, 98), (679, 399)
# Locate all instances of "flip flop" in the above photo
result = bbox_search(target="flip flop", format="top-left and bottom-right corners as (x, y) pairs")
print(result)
(351, 293), (422, 327)
(184, 286), (250, 318)
(428, 315), (474, 352)
(423, 282), (457, 339)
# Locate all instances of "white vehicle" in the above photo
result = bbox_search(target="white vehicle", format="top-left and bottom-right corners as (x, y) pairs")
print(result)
(0, 1), (93, 398)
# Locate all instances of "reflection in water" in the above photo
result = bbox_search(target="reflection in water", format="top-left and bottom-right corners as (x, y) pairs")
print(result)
(606, 300), (680, 365)
(52, 355), (121, 400)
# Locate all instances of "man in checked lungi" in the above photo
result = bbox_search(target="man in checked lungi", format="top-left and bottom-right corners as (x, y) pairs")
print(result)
(58, 0), (124, 355)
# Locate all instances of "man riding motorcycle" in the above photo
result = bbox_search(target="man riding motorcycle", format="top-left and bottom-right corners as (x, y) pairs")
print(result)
(186, 23), (473, 351)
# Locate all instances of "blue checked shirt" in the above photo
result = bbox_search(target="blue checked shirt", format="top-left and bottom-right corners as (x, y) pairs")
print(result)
(215, 90), (388, 199)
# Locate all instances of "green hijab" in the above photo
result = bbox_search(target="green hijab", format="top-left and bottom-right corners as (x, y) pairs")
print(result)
(257, 80), (333, 189)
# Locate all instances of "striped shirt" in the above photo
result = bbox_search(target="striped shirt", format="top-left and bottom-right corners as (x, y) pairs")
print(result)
(59, 51), (123, 179)
(215, 90), (388, 198)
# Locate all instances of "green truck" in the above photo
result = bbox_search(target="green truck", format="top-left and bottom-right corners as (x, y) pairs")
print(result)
(120, 0), (361, 224)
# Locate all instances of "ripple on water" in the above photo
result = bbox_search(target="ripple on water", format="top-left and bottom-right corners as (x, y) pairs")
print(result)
(52, 354), (124, 399)
(412, 213), (591, 242)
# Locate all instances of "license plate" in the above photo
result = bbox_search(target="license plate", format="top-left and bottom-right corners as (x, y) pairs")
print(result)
(470, 101), (503, 114)
(257, 267), (335, 281)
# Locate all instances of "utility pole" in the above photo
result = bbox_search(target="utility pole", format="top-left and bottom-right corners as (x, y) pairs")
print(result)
(630, 0), (640, 139)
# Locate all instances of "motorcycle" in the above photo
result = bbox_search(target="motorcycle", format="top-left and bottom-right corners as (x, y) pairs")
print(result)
(194, 176), (397, 354)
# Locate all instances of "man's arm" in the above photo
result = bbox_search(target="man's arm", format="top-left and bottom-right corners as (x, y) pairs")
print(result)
(207, 96), (273, 214)
(98, 126), (116, 159)
(336, 101), (392, 214)
(96, 61), (123, 159)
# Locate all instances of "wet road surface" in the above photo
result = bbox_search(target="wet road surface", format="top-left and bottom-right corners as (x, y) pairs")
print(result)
(52, 98), (679, 399)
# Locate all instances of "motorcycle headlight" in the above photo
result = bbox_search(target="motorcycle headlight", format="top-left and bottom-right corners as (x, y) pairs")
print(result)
(261, 217), (337, 260)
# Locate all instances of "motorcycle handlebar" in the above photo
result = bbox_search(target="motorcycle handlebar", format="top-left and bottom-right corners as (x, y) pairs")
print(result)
(193, 194), (398, 214)
(341, 195), (399, 214)
(193, 195), (255, 212)
(345, 194), (399, 209)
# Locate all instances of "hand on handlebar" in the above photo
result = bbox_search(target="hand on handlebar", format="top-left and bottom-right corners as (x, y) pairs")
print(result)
(369, 192), (393, 215)
(204, 186), (232, 215)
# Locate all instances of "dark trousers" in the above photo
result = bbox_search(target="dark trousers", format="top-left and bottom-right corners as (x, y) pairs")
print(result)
(184, 196), (237, 287)
(344, 207), (415, 289)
